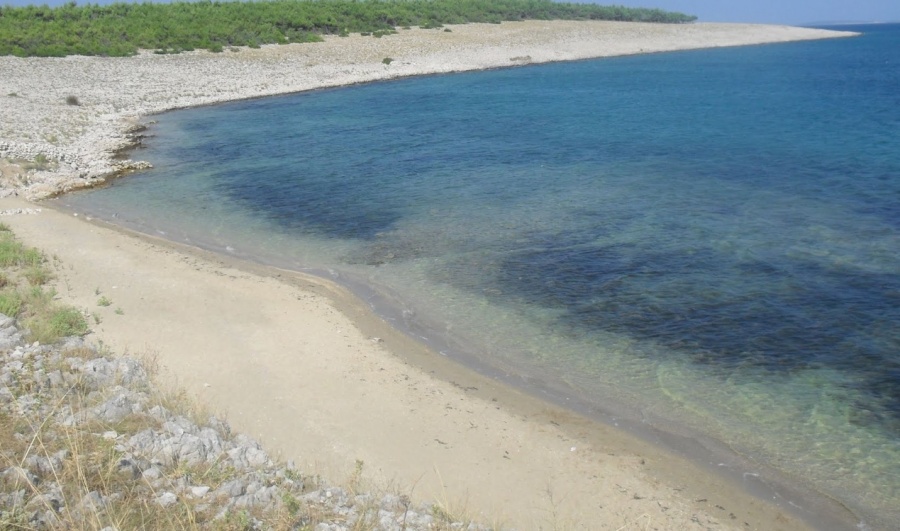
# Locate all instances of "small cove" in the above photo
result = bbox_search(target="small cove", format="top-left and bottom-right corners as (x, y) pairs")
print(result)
(60, 25), (900, 529)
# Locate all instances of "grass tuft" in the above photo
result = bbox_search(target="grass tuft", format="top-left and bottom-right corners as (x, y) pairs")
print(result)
(24, 265), (52, 286)
(0, 230), (44, 267)
(0, 290), (22, 316)
(26, 306), (89, 343)
(0, 229), (88, 343)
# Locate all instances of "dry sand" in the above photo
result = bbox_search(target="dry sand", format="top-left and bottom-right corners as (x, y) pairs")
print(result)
(0, 20), (861, 530)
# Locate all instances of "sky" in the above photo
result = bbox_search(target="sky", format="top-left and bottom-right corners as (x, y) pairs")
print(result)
(1, 0), (898, 26)
(587, 0), (900, 25)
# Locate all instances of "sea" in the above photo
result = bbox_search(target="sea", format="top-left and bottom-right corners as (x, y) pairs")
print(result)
(60, 24), (899, 528)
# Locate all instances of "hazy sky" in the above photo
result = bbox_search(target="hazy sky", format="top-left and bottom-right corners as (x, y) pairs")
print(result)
(591, 0), (900, 24)
(1, 0), (898, 26)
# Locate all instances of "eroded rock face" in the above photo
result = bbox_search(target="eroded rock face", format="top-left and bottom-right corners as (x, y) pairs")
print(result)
(0, 315), (493, 530)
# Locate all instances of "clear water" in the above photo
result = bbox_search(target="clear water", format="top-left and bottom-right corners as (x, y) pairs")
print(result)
(62, 24), (900, 527)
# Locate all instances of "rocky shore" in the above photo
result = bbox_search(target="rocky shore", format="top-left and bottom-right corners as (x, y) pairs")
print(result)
(0, 316), (489, 530)
(0, 21), (856, 199)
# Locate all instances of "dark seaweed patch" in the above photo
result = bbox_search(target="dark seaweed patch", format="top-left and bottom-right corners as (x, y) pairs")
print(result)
(467, 235), (900, 433)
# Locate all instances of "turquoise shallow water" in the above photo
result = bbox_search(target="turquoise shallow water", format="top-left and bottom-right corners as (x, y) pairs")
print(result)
(62, 25), (899, 528)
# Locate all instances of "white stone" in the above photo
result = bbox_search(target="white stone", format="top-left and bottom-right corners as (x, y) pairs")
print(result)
(156, 492), (178, 507)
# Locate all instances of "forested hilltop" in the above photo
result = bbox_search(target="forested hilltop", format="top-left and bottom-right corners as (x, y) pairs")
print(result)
(0, 0), (696, 57)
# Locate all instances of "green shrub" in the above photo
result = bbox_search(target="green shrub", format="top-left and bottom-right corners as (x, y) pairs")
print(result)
(0, 1), (697, 58)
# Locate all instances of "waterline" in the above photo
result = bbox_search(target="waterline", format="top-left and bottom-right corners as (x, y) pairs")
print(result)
(61, 27), (900, 528)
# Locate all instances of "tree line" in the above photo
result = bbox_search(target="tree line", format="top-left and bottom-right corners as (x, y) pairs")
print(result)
(0, 0), (697, 57)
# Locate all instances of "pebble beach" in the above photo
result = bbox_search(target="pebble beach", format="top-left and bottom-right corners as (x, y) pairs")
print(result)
(1, 21), (856, 198)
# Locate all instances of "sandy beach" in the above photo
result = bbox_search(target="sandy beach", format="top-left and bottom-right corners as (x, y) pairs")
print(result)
(0, 20), (861, 529)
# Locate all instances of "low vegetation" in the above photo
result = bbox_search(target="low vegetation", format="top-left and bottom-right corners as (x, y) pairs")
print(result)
(0, 223), (88, 344)
(0, 0), (697, 57)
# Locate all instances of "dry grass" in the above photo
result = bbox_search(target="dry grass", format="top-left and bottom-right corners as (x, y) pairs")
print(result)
(0, 343), (470, 530)
(0, 351), (284, 530)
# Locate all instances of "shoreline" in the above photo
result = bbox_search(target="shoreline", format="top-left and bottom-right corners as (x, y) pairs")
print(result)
(1, 197), (862, 530)
(0, 20), (864, 529)
(0, 21), (856, 199)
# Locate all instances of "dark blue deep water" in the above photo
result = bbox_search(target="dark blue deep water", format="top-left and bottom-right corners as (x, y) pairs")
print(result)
(63, 25), (900, 527)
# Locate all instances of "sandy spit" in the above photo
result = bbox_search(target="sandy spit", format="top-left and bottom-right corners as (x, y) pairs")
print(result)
(0, 20), (861, 530)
